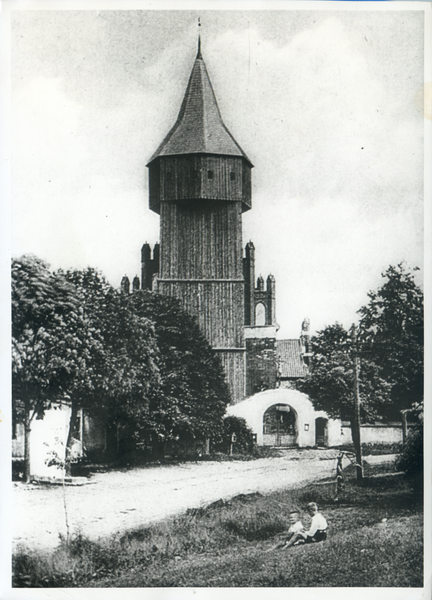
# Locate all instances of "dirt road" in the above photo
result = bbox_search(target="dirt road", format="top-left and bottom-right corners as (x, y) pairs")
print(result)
(12, 450), (395, 552)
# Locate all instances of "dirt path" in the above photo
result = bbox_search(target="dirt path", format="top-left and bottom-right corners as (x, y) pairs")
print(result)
(12, 451), (396, 552)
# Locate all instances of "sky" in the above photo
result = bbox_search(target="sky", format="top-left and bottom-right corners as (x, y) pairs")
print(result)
(8, 5), (427, 339)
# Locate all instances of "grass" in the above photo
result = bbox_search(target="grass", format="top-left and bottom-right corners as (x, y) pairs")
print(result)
(13, 465), (423, 588)
(333, 442), (403, 456)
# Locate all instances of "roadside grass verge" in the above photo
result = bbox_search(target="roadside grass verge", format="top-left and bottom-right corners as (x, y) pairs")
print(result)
(13, 468), (423, 588)
(334, 442), (403, 456)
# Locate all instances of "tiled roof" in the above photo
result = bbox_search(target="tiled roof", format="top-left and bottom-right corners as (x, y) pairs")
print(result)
(276, 339), (308, 379)
(148, 52), (252, 166)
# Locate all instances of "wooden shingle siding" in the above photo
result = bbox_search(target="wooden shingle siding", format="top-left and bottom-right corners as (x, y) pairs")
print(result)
(147, 52), (253, 404)
(157, 280), (245, 349)
(157, 278), (246, 403)
(160, 201), (243, 280)
(149, 155), (252, 214)
(218, 351), (246, 404)
(149, 160), (161, 214)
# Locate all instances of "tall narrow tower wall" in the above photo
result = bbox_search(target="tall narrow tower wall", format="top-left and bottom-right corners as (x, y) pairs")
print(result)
(153, 161), (248, 403)
(147, 45), (253, 404)
(159, 201), (243, 280)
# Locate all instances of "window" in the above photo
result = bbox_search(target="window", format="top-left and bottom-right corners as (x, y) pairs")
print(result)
(207, 170), (213, 180)
(255, 302), (266, 326)
(230, 172), (236, 181)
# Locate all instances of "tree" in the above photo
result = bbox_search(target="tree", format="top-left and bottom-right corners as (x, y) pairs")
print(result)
(299, 324), (391, 421)
(129, 290), (231, 454)
(213, 416), (255, 455)
(61, 269), (161, 467)
(12, 258), (161, 479)
(12, 256), (84, 482)
(395, 400), (423, 489)
(298, 323), (391, 478)
(358, 263), (423, 420)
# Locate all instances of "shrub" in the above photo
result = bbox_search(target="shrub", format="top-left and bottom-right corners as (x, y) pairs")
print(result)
(396, 424), (423, 477)
(213, 416), (255, 454)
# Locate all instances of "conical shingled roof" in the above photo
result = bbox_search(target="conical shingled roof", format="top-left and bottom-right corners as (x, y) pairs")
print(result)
(148, 45), (252, 166)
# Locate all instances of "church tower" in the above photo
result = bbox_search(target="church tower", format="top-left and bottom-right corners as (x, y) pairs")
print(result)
(146, 40), (253, 403)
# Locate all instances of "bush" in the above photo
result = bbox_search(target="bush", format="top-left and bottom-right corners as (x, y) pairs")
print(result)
(213, 416), (255, 455)
(396, 424), (423, 477)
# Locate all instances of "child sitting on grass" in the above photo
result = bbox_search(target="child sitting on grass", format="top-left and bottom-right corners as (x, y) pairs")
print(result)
(283, 502), (328, 549)
(265, 509), (304, 552)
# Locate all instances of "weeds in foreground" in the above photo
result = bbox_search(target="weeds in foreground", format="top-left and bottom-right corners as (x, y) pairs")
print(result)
(13, 472), (423, 588)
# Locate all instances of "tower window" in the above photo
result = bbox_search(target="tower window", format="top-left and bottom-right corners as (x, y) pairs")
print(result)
(230, 172), (236, 181)
(255, 302), (266, 326)
(207, 170), (213, 180)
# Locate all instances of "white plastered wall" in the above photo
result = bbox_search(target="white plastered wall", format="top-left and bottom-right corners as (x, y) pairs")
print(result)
(227, 389), (341, 447)
(29, 404), (71, 479)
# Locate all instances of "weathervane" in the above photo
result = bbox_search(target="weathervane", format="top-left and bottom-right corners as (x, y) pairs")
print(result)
(197, 17), (202, 58)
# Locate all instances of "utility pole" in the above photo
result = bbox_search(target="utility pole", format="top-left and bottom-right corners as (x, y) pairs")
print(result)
(350, 324), (363, 480)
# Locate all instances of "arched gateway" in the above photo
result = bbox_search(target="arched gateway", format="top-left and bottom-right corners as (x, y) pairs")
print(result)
(226, 389), (321, 447)
(263, 404), (298, 447)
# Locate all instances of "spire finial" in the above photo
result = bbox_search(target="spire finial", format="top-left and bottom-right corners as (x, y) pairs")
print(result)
(197, 18), (202, 59)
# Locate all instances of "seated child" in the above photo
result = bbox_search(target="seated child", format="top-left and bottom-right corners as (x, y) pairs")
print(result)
(283, 502), (328, 549)
(265, 509), (304, 552)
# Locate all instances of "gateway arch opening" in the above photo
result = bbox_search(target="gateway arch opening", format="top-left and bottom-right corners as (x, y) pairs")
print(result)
(263, 404), (298, 447)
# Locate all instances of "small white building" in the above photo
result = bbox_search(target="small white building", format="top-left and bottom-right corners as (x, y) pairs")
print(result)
(226, 388), (406, 448)
(227, 389), (346, 447)
(13, 404), (88, 481)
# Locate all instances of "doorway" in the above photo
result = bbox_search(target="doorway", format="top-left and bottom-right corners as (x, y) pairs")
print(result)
(263, 404), (297, 447)
(315, 417), (328, 447)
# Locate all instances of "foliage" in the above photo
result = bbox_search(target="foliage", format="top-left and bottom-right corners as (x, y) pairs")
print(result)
(298, 323), (391, 423)
(396, 422), (423, 479)
(13, 473), (423, 588)
(129, 290), (231, 446)
(298, 265), (423, 428)
(213, 416), (255, 454)
(12, 256), (83, 417)
(358, 263), (423, 419)
(334, 442), (403, 456)
(12, 257), (231, 469)
(62, 269), (160, 426)
(12, 256), (85, 480)
(12, 258), (162, 477)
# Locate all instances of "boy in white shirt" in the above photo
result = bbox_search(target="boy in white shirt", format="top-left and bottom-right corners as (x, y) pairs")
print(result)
(284, 502), (328, 549)
(265, 509), (304, 552)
